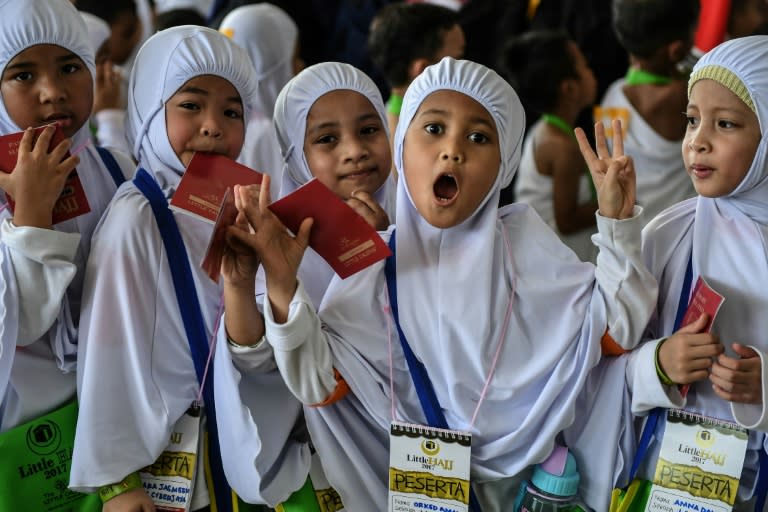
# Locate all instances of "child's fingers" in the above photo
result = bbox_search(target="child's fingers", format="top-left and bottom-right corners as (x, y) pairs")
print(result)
(48, 137), (73, 163)
(574, 127), (600, 168)
(611, 119), (624, 158)
(731, 343), (760, 359)
(258, 175), (272, 213)
(593, 122), (611, 160)
(18, 126), (36, 154)
(677, 313), (709, 334)
(295, 217), (314, 250)
(32, 125), (56, 154)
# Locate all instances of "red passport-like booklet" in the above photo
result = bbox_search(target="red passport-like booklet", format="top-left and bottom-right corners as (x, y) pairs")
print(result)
(0, 124), (90, 224)
(268, 178), (391, 279)
(200, 187), (238, 282)
(679, 276), (725, 396)
(171, 152), (263, 223)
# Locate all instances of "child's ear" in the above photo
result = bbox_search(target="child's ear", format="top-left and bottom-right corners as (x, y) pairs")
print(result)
(560, 79), (577, 100)
(408, 58), (431, 83)
(667, 40), (689, 66)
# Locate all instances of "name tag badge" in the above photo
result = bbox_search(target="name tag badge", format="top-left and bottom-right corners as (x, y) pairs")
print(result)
(139, 406), (201, 511)
(645, 409), (748, 512)
(388, 421), (472, 512)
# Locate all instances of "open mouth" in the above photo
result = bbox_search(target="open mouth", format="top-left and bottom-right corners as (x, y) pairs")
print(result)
(433, 173), (458, 204)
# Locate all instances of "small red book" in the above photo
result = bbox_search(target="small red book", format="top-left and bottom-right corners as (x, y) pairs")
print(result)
(171, 152), (263, 223)
(0, 124), (90, 224)
(268, 178), (391, 279)
(679, 276), (725, 396)
(680, 276), (725, 333)
(200, 188), (238, 282)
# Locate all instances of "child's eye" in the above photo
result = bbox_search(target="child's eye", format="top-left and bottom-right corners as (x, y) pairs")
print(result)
(468, 132), (489, 144)
(12, 71), (33, 82)
(225, 109), (243, 120)
(62, 63), (80, 74)
(684, 115), (698, 127)
(180, 102), (199, 111)
(425, 123), (443, 135)
(315, 134), (337, 144)
(360, 125), (379, 136)
(717, 119), (736, 129)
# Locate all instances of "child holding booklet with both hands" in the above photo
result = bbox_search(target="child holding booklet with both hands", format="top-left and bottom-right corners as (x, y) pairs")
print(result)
(224, 57), (658, 510)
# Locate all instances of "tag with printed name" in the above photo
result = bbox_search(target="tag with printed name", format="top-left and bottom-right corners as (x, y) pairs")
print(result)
(139, 407), (201, 512)
(388, 422), (471, 512)
(645, 410), (748, 512)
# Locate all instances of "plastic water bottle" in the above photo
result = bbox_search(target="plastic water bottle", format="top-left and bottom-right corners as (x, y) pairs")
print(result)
(514, 445), (589, 512)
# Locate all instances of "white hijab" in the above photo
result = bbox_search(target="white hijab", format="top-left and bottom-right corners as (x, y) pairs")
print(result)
(273, 61), (396, 307)
(317, 58), (606, 487)
(219, 3), (298, 119)
(125, 24), (258, 195)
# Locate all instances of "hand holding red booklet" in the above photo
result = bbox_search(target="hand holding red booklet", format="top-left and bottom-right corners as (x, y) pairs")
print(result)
(200, 188), (238, 282)
(0, 123), (90, 224)
(268, 178), (391, 279)
(678, 276), (725, 396)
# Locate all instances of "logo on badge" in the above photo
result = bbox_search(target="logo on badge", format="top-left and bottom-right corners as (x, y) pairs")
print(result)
(695, 429), (716, 449)
(421, 439), (440, 456)
(26, 420), (62, 455)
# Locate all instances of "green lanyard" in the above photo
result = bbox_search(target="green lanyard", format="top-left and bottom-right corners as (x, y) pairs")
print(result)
(386, 93), (403, 115)
(624, 68), (673, 86)
(542, 113), (574, 138)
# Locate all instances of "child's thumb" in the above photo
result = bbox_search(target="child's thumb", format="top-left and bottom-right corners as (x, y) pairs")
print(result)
(296, 217), (314, 250)
(679, 313), (709, 334)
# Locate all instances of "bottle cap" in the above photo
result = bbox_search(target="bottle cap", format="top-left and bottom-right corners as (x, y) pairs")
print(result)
(531, 445), (580, 498)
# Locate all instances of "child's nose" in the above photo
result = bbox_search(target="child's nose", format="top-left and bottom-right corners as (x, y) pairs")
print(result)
(440, 139), (464, 163)
(39, 76), (67, 103)
(200, 117), (223, 138)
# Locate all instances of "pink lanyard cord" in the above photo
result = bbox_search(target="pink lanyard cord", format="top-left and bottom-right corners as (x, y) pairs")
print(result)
(196, 293), (225, 405)
(385, 220), (516, 431)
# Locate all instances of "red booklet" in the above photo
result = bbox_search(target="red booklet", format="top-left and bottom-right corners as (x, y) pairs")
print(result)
(0, 124), (90, 224)
(268, 178), (391, 279)
(171, 152), (263, 223)
(200, 188), (238, 282)
(679, 276), (725, 396)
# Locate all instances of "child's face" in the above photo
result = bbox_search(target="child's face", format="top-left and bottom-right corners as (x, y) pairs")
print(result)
(0, 44), (93, 139)
(108, 11), (141, 65)
(166, 74), (245, 168)
(402, 90), (500, 229)
(683, 79), (761, 198)
(303, 90), (391, 200)
(566, 41), (597, 109)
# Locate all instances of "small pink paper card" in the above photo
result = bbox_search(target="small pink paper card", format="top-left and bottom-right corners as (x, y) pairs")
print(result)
(268, 178), (391, 279)
(200, 187), (238, 282)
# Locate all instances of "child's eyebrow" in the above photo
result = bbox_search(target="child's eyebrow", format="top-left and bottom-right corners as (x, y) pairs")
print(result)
(6, 52), (81, 71)
(307, 120), (340, 134)
(358, 112), (381, 123)
(416, 108), (495, 130)
(177, 86), (242, 105)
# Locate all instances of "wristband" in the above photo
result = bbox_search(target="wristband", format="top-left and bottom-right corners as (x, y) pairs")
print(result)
(98, 472), (143, 503)
(655, 338), (675, 386)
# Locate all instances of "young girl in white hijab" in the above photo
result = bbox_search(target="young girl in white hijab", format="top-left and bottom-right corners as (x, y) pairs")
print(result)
(219, 3), (304, 199)
(620, 35), (768, 510)
(0, 0), (134, 432)
(227, 57), (658, 509)
(214, 61), (396, 508)
(69, 25), (259, 512)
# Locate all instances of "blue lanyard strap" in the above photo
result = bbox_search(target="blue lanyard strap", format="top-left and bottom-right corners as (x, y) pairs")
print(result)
(628, 253), (693, 481)
(384, 231), (483, 512)
(133, 168), (234, 512)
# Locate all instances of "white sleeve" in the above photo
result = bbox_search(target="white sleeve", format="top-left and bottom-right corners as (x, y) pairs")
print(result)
(94, 109), (132, 157)
(264, 280), (339, 405)
(0, 219), (80, 344)
(731, 345), (768, 432)
(626, 339), (684, 414)
(593, 206), (658, 349)
(213, 320), (313, 505)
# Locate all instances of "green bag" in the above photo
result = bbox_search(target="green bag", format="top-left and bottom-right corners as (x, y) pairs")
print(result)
(0, 400), (100, 511)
